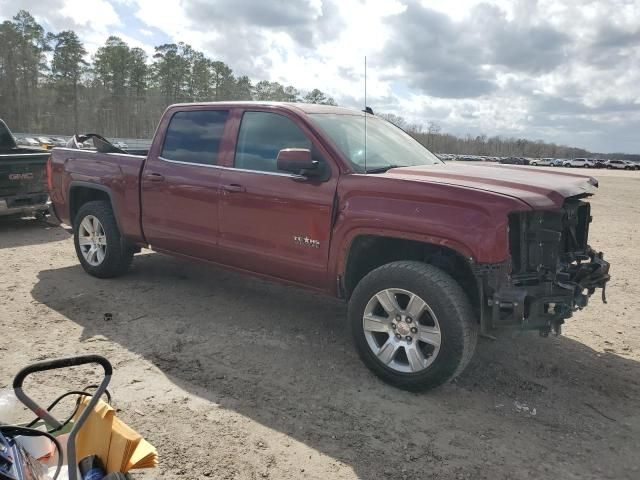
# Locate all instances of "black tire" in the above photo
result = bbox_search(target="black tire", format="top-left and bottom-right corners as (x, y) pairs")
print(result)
(73, 200), (133, 278)
(348, 261), (478, 391)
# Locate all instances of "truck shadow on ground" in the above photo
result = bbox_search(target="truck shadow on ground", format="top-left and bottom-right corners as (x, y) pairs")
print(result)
(31, 252), (640, 479)
(0, 216), (69, 249)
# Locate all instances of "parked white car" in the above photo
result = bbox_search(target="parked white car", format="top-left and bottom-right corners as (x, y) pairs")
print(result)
(605, 160), (627, 170)
(606, 160), (638, 170)
(529, 158), (553, 166)
(563, 158), (594, 168)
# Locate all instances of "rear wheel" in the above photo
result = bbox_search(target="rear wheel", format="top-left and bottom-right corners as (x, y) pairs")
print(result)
(348, 261), (478, 391)
(73, 200), (134, 278)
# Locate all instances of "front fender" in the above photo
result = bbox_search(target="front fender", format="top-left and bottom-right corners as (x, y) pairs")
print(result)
(327, 174), (533, 295)
(330, 226), (476, 287)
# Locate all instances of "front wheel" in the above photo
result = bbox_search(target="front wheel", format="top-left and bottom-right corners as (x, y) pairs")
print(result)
(73, 200), (134, 278)
(348, 261), (478, 391)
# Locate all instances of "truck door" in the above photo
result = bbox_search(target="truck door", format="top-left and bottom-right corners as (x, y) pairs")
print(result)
(141, 108), (230, 260)
(218, 110), (337, 289)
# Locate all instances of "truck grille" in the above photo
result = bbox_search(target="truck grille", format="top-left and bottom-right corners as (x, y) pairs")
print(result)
(508, 199), (591, 277)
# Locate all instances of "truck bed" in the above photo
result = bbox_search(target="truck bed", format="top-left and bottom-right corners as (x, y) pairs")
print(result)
(48, 148), (147, 241)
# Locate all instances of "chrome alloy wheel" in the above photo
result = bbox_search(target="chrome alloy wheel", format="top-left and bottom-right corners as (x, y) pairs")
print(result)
(78, 215), (107, 266)
(362, 288), (442, 373)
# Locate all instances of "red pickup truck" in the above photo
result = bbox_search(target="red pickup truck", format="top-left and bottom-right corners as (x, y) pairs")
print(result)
(48, 102), (610, 391)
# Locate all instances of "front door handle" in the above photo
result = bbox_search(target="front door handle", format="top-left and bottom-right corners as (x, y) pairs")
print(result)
(143, 172), (165, 182)
(221, 184), (246, 193)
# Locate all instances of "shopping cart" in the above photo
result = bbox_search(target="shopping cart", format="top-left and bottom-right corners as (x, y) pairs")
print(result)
(1, 355), (130, 480)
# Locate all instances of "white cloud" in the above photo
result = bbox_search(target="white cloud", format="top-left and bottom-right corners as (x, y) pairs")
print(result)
(58, 0), (120, 28)
(0, 0), (126, 57)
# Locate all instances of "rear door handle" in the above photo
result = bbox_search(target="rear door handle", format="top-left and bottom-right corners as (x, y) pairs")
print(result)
(221, 184), (246, 193)
(143, 172), (165, 182)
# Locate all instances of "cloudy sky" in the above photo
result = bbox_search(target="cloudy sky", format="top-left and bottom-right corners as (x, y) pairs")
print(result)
(2, 0), (639, 153)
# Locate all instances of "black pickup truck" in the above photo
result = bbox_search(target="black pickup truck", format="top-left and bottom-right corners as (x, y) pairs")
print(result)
(0, 119), (50, 218)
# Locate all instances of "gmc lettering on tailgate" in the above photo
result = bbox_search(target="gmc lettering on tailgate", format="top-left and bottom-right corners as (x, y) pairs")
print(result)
(8, 172), (34, 180)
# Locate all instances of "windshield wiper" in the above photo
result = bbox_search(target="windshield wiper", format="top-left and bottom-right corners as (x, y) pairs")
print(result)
(365, 165), (403, 174)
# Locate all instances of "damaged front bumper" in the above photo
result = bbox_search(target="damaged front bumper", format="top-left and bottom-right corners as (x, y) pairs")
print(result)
(481, 248), (610, 335)
(476, 199), (611, 335)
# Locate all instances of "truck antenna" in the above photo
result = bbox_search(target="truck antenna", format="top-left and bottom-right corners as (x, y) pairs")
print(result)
(364, 55), (367, 174)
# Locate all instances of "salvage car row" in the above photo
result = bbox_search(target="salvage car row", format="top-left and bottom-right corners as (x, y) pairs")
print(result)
(438, 153), (639, 169)
(9, 127), (639, 170)
(12, 134), (129, 150)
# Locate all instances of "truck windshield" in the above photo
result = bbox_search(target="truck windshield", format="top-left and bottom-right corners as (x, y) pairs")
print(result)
(309, 114), (442, 173)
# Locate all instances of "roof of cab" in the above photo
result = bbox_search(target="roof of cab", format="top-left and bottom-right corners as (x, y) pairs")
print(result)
(167, 101), (363, 116)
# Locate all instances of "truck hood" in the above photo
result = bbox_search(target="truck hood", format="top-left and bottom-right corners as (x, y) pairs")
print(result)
(382, 163), (598, 209)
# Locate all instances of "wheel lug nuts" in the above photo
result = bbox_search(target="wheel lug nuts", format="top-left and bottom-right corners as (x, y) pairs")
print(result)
(391, 323), (396, 329)
(406, 317), (412, 323)
(395, 333), (401, 340)
(405, 336), (412, 342)
(411, 327), (417, 333)
(395, 315), (401, 321)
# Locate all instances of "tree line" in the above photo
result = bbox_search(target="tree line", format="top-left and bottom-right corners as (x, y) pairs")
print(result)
(0, 10), (336, 138)
(378, 113), (636, 160)
(1, 9), (634, 160)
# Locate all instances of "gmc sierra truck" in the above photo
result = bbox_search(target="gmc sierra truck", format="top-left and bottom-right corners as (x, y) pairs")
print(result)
(0, 119), (50, 218)
(48, 102), (610, 391)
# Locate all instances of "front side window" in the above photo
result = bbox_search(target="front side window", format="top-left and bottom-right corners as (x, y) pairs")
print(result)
(234, 111), (312, 173)
(161, 110), (229, 165)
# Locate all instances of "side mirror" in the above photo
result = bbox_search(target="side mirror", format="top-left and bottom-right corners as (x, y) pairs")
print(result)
(277, 148), (319, 176)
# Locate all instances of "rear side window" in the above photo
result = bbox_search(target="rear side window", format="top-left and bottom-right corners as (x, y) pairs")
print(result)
(161, 110), (228, 165)
(234, 111), (311, 173)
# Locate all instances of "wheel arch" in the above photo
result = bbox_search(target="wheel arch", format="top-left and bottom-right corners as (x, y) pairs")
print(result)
(340, 234), (480, 317)
(68, 182), (120, 230)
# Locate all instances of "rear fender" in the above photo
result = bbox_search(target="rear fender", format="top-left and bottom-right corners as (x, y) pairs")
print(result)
(69, 181), (122, 232)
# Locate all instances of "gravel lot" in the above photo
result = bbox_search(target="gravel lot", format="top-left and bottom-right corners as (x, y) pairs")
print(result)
(1, 167), (639, 479)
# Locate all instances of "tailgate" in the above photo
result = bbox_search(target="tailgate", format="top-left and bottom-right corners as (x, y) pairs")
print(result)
(0, 152), (50, 197)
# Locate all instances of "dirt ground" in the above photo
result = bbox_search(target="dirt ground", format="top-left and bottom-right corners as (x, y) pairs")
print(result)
(1, 167), (639, 480)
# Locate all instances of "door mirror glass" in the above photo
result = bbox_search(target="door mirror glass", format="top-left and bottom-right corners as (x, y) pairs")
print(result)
(276, 148), (318, 176)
